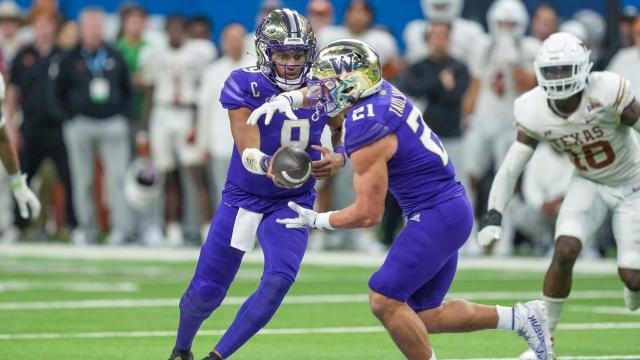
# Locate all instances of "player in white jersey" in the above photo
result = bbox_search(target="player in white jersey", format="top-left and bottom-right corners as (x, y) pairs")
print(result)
(140, 15), (215, 245)
(463, 0), (539, 194)
(0, 75), (40, 221)
(478, 32), (640, 359)
(402, 0), (485, 66)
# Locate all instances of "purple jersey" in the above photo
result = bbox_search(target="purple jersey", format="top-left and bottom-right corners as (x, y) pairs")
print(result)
(344, 80), (464, 216)
(219, 67), (330, 213)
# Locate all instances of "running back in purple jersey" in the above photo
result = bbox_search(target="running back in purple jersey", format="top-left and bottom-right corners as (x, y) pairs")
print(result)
(219, 66), (330, 213)
(344, 80), (465, 216)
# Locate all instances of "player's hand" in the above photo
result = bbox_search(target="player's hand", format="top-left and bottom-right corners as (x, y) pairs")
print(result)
(477, 209), (503, 246)
(277, 201), (319, 229)
(247, 94), (298, 126)
(311, 145), (344, 179)
(10, 174), (41, 219)
(265, 156), (288, 188)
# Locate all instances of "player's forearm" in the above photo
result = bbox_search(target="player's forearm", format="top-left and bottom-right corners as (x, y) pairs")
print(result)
(487, 141), (535, 213)
(0, 127), (20, 175)
(328, 203), (384, 229)
(5, 85), (19, 128)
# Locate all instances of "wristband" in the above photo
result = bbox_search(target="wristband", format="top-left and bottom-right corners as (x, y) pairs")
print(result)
(282, 90), (304, 108)
(260, 155), (272, 173)
(242, 148), (268, 175)
(9, 172), (24, 190)
(314, 211), (335, 230)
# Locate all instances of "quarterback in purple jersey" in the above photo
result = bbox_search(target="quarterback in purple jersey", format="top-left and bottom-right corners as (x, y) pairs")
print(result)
(168, 9), (346, 360)
(249, 39), (554, 360)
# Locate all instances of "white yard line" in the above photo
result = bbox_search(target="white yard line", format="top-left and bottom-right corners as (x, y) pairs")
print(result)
(569, 305), (640, 316)
(0, 290), (624, 311)
(0, 243), (618, 272)
(0, 281), (138, 293)
(0, 323), (638, 341)
(448, 356), (640, 360)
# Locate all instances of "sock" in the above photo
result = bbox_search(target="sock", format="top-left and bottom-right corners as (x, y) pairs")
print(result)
(496, 305), (516, 332)
(542, 295), (566, 335)
(214, 274), (292, 357)
(429, 350), (437, 360)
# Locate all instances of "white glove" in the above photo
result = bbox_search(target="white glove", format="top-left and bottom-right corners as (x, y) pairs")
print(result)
(477, 225), (502, 246)
(477, 209), (503, 247)
(247, 93), (298, 126)
(10, 174), (41, 219)
(276, 201), (334, 230)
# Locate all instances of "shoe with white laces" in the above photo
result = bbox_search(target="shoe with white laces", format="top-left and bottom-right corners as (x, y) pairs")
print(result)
(514, 301), (555, 360)
(624, 287), (640, 311)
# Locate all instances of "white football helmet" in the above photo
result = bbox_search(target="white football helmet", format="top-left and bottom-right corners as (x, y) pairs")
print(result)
(534, 32), (593, 100)
(421, 0), (463, 23)
(124, 158), (164, 209)
(487, 0), (529, 38)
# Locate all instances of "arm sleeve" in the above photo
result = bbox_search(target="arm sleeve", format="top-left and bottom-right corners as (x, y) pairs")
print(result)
(344, 118), (394, 156)
(487, 141), (535, 213)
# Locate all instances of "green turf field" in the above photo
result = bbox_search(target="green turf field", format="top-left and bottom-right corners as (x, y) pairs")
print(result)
(0, 254), (638, 359)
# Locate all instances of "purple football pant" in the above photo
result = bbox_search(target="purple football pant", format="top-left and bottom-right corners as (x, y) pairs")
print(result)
(369, 195), (473, 312)
(175, 201), (308, 357)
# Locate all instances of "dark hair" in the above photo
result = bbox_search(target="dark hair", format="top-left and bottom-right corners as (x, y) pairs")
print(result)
(346, 0), (374, 18)
(165, 14), (186, 30)
(188, 14), (212, 30)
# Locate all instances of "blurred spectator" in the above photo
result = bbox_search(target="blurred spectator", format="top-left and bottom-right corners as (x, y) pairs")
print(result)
(0, 0), (28, 70)
(462, 0), (538, 213)
(531, 3), (558, 41)
(57, 20), (79, 50)
(140, 15), (214, 246)
(399, 23), (469, 188)
(5, 9), (77, 236)
(608, 17), (640, 98)
(54, 7), (133, 245)
(317, 0), (400, 77)
(187, 14), (212, 40)
(116, 3), (148, 124)
(198, 23), (253, 200)
(306, 0), (334, 32)
(618, 5), (638, 49)
(559, 19), (589, 43)
(403, 0), (485, 66)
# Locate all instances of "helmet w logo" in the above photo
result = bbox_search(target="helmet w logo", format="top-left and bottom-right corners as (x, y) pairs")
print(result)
(330, 53), (355, 74)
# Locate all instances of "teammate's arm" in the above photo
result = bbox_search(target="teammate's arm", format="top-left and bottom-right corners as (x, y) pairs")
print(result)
(478, 130), (537, 245)
(621, 99), (640, 132)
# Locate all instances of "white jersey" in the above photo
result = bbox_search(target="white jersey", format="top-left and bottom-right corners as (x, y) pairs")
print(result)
(515, 71), (640, 186)
(142, 40), (215, 106)
(402, 17), (486, 66)
(470, 35), (540, 133)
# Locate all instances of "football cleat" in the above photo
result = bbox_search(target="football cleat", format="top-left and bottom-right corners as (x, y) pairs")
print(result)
(168, 347), (194, 360)
(624, 287), (640, 311)
(514, 301), (555, 360)
(519, 337), (555, 360)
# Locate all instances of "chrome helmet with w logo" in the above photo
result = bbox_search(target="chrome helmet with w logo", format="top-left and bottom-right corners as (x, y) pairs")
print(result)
(255, 8), (316, 91)
(307, 39), (382, 116)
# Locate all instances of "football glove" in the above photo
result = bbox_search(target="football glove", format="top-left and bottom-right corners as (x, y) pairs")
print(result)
(276, 201), (334, 230)
(247, 93), (298, 126)
(10, 174), (41, 219)
(477, 209), (502, 246)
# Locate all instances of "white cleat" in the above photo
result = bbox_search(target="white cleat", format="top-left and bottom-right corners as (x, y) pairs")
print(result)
(514, 301), (555, 360)
(624, 287), (640, 311)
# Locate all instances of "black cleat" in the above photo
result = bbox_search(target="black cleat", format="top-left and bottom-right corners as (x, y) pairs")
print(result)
(168, 347), (194, 360)
(201, 352), (223, 360)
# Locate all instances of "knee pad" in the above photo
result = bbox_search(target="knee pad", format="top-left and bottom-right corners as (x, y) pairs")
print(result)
(243, 274), (293, 326)
(179, 280), (228, 320)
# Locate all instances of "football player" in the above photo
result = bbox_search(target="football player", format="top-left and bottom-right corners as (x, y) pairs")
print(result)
(477, 32), (640, 359)
(0, 75), (40, 220)
(168, 9), (346, 360)
(249, 39), (554, 360)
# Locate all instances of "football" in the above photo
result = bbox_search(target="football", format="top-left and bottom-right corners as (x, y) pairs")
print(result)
(271, 146), (312, 189)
